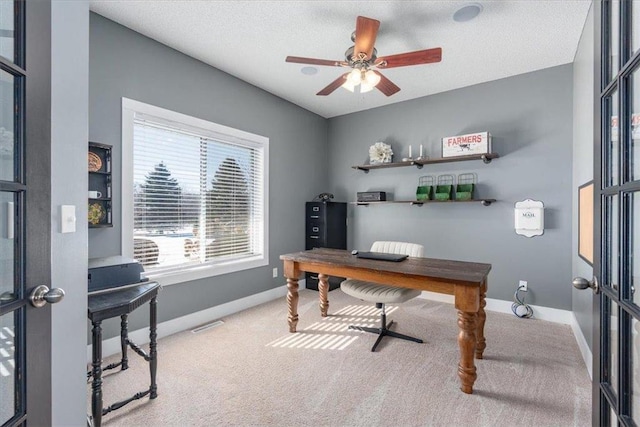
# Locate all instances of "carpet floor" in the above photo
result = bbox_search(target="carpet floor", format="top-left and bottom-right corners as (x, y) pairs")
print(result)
(94, 289), (591, 427)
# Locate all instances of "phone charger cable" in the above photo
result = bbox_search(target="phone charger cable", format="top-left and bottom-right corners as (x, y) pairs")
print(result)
(511, 286), (533, 318)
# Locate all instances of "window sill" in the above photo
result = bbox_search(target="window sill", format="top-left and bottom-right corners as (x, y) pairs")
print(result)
(143, 256), (268, 286)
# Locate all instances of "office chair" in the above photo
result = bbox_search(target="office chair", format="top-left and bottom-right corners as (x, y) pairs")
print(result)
(340, 241), (424, 352)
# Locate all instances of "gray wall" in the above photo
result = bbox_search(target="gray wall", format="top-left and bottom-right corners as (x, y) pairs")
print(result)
(327, 65), (574, 309)
(572, 4), (595, 350)
(51, 1), (89, 424)
(89, 13), (328, 337)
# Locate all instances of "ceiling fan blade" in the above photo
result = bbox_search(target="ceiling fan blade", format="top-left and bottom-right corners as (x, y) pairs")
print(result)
(376, 48), (442, 69)
(317, 73), (349, 96)
(353, 16), (380, 61)
(373, 71), (400, 97)
(286, 56), (345, 67)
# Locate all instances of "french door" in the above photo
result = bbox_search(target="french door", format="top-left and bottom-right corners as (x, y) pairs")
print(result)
(594, 0), (640, 425)
(0, 1), (56, 426)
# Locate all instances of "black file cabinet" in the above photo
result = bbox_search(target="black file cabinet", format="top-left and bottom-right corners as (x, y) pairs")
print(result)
(305, 201), (347, 291)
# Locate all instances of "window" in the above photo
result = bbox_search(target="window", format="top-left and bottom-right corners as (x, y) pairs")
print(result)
(122, 99), (269, 285)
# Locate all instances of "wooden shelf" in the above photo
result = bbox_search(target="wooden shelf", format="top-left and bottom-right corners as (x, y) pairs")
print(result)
(352, 153), (500, 172)
(353, 199), (496, 207)
(88, 223), (113, 228)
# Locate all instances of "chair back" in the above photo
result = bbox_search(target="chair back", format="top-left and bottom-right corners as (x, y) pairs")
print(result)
(370, 241), (424, 257)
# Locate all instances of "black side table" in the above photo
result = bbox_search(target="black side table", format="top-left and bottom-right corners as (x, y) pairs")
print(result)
(87, 282), (161, 427)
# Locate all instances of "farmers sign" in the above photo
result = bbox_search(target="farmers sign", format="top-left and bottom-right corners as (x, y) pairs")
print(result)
(442, 132), (491, 158)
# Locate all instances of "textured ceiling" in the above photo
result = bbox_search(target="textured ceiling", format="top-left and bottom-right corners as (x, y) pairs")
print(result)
(89, 1), (592, 119)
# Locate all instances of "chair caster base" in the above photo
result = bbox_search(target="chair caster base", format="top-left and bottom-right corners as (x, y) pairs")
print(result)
(348, 321), (423, 352)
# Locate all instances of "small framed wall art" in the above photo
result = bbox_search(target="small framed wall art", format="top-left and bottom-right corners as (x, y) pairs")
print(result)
(442, 131), (491, 158)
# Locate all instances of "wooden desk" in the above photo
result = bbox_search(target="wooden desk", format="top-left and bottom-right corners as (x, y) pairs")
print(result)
(280, 248), (491, 394)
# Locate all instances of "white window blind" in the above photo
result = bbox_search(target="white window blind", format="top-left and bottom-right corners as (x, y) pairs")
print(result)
(131, 113), (266, 277)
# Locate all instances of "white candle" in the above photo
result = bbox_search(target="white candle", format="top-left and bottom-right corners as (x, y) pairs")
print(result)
(420, 144), (423, 157)
(409, 145), (412, 158)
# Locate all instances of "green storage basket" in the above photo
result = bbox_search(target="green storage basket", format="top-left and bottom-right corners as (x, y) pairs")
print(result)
(416, 175), (435, 201)
(435, 174), (454, 201)
(455, 173), (477, 200)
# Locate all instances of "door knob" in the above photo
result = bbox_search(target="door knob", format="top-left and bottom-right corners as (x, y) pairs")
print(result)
(29, 285), (65, 308)
(572, 276), (599, 294)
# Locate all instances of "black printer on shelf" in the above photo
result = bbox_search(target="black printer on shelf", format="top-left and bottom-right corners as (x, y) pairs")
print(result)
(88, 256), (148, 295)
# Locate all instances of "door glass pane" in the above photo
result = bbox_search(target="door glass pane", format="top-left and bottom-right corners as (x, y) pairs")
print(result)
(0, 69), (15, 182)
(605, 195), (620, 292)
(632, 69), (640, 181)
(609, 0), (620, 81)
(0, 1), (13, 62)
(607, 91), (620, 187)
(634, 0), (640, 57)
(0, 312), (16, 425)
(608, 297), (619, 397)
(633, 317), (640, 423)
(633, 193), (640, 306)
(0, 192), (14, 302)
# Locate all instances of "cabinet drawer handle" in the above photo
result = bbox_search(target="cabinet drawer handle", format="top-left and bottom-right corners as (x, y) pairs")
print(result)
(312, 207), (320, 212)
(309, 235), (319, 239)
(312, 227), (319, 232)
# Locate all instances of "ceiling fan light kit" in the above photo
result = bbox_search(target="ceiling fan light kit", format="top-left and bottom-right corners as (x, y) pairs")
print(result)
(342, 69), (381, 93)
(286, 15), (442, 97)
(342, 79), (356, 93)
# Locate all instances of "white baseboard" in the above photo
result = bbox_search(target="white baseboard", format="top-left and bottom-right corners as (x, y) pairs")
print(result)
(417, 291), (573, 324)
(88, 283), (291, 361)
(570, 313), (593, 380)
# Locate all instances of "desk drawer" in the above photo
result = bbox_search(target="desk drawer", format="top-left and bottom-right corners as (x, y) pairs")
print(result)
(306, 219), (323, 229)
(306, 203), (326, 222)
(306, 221), (325, 236)
(306, 221), (326, 249)
(306, 235), (325, 249)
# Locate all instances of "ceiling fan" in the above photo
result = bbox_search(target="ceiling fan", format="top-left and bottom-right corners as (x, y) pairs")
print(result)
(286, 16), (442, 97)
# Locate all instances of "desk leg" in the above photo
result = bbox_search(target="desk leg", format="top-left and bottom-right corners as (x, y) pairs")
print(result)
(284, 261), (300, 333)
(318, 273), (329, 317)
(120, 314), (129, 370)
(457, 311), (477, 394)
(286, 277), (299, 333)
(149, 296), (158, 399)
(475, 280), (487, 359)
(91, 320), (103, 427)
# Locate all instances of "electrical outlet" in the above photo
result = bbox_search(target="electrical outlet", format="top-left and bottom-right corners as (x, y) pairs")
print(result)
(519, 280), (528, 291)
(272, 267), (278, 278)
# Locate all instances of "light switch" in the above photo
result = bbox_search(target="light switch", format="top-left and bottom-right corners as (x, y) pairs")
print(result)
(61, 205), (76, 233)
